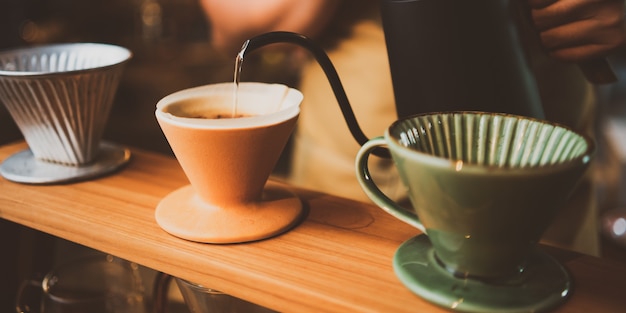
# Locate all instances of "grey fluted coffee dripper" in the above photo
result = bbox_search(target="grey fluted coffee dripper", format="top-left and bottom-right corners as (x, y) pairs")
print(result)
(0, 43), (132, 184)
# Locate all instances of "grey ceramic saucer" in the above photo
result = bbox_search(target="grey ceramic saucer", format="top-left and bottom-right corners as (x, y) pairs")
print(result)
(0, 142), (131, 184)
(394, 235), (570, 313)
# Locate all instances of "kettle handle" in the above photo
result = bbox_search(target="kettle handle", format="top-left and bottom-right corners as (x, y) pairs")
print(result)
(241, 31), (390, 158)
(579, 58), (618, 85)
(516, 0), (617, 85)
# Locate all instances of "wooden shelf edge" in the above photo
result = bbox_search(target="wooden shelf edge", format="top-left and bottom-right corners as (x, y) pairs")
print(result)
(1, 141), (626, 313)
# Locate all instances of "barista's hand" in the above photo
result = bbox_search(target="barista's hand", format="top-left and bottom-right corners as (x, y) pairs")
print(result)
(528, 0), (626, 62)
(200, 0), (339, 56)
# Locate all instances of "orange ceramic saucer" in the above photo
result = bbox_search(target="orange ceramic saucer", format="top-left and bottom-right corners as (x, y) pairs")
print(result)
(155, 181), (305, 243)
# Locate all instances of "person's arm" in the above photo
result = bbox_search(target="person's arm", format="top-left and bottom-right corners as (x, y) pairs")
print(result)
(200, 0), (340, 55)
(528, 0), (626, 62)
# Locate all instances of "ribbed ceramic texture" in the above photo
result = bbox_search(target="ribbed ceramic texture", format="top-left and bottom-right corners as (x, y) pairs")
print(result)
(391, 112), (590, 168)
(0, 43), (131, 165)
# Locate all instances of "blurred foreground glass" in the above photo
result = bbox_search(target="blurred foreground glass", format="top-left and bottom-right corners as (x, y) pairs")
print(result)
(16, 254), (146, 313)
(153, 272), (275, 313)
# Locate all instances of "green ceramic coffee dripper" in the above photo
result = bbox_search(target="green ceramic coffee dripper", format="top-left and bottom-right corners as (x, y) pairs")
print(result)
(356, 112), (594, 313)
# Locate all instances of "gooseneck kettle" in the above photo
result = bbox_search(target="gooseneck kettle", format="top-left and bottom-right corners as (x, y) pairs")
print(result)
(380, 0), (545, 119)
(237, 0), (615, 151)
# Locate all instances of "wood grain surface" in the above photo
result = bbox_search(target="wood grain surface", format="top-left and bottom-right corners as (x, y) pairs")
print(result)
(1, 141), (625, 313)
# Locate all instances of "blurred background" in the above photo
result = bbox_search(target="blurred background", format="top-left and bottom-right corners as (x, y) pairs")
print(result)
(0, 0), (299, 311)
(2, 1), (626, 312)
(0, 0), (300, 153)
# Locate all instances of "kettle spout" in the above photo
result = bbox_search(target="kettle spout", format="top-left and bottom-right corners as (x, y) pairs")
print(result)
(239, 31), (389, 157)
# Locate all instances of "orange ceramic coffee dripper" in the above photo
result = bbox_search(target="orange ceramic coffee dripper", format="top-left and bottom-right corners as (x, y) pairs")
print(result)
(155, 83), (304, 243)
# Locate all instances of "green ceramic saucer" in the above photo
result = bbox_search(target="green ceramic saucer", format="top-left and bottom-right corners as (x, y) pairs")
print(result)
(394, 235), (570, 313)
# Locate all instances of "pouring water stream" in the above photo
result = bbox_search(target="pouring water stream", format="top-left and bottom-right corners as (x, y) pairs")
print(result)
(231, 42), (246, 118)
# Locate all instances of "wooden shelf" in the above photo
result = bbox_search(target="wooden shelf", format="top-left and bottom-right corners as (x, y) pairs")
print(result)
(1, 141), (625, 313)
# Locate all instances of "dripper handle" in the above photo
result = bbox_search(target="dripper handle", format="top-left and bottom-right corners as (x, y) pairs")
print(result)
(355, 137), (425, 233)
(241, 31), (389, 158)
